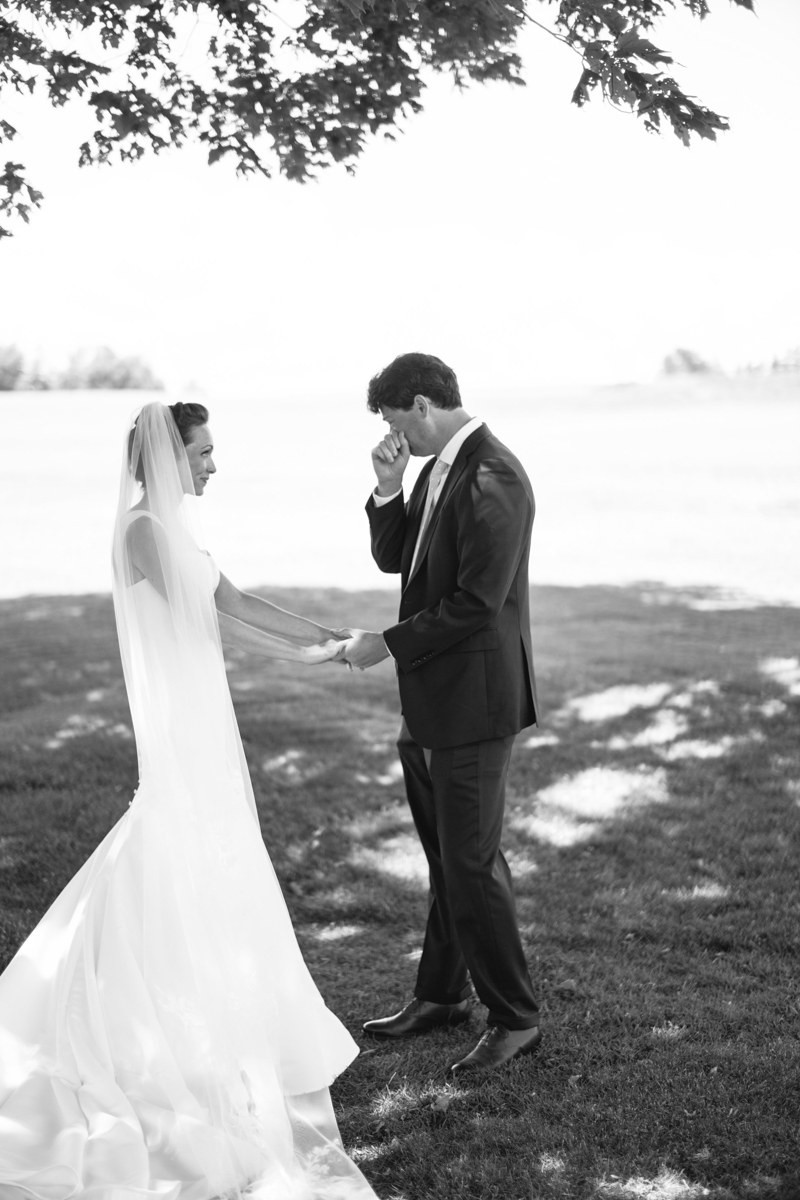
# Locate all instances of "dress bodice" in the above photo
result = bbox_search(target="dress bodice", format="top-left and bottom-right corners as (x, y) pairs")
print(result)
(123, 508), (219, 596)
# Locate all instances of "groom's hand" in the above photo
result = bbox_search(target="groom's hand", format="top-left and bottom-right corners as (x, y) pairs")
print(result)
(372, 430), (410, 497)
(342, 629), (391, 670)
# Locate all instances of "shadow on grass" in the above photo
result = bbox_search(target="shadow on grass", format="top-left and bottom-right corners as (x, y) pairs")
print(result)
(1, 584), (799, 1199)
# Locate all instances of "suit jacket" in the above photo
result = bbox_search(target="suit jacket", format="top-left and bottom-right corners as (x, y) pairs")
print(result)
(366, 424), (538, 749)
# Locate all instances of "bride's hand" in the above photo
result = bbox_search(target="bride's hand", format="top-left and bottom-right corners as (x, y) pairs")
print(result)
(320, 627), (350, 642)
(301, 638), (350, 666)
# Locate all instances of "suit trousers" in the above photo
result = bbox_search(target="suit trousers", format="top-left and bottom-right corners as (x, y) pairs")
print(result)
(397, 719), (539, 1030)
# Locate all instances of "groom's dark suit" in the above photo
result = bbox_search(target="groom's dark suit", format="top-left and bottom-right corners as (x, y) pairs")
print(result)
(366, 423), (539, 1030)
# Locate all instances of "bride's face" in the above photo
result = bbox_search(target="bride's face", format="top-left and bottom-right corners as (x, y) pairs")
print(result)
(185, 424), (216, 495)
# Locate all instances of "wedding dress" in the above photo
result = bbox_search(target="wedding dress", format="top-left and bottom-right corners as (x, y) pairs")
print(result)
(0, 404), (378, 1200)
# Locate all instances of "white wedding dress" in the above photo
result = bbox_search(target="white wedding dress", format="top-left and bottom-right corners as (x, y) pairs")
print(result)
(0, 406), (378, 1200)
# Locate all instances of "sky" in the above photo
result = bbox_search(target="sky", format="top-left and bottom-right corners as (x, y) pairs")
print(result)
(0, 0), (799, 397)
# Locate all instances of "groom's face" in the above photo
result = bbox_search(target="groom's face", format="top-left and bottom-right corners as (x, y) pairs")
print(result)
(379, 398), (433, 457)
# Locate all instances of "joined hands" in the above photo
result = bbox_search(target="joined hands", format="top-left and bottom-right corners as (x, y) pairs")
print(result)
(332, 628), (390, 671)
(302, 630), (389, 670)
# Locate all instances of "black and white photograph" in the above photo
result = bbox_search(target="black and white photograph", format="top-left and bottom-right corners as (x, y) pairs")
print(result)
(1, 1), (799, 1197)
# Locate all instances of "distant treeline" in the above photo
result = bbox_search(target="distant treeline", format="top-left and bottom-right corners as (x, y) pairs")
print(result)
(663, 346), (800, 376)
(0, 346), (163, 391)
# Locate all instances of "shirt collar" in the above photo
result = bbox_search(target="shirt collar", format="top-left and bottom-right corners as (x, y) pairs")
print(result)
(437, 416), (483, 468)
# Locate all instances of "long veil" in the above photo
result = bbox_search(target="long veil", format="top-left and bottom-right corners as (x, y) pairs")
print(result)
(112, 401), (254, 813)
(0, 403), (376, 1200)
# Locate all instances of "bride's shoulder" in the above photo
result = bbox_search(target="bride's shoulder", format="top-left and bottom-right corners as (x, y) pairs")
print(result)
(122, 508), (163, 533)
(123, 509), (167, 555)
(123, 503), (161, 521)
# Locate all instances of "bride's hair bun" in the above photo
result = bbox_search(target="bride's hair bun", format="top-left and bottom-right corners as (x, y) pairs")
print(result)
(168, 402), (210, 446)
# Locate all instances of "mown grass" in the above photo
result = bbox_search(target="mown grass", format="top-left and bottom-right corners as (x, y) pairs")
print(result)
(1, 584), (799, 1200)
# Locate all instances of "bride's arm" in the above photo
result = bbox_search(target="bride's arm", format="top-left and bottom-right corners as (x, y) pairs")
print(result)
(217, 610), (341, 664)
(214, 572), (340, 644)
(126, 526), (339, 664)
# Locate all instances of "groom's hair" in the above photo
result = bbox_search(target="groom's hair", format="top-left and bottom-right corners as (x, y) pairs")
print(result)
(367, 353), (462, 413)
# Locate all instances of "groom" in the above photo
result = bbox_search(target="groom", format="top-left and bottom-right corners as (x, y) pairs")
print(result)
(343, 353), (541, 1076)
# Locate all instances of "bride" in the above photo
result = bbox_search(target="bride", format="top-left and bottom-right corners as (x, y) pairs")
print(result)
(0, 402), (378, 1200)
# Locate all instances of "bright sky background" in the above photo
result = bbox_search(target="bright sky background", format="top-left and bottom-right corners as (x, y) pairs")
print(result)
(0, 0), (798, 396)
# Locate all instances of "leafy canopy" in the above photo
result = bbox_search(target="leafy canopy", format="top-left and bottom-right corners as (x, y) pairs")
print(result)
(0, 0), (755, 237)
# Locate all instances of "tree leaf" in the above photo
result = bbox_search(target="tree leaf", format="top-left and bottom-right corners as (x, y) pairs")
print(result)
(0, 0), (755, 235)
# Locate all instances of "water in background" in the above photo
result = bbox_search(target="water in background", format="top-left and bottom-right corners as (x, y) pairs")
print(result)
(2, 379), (798, 603)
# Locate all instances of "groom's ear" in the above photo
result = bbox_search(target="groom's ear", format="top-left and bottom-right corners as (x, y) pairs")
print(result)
(413, 394), (430, 418)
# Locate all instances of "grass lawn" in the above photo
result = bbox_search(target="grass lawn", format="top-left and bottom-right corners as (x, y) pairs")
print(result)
(1, 584), (799, 1199)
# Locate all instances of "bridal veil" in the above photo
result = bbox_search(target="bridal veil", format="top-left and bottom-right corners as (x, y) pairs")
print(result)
(0, 403), (377, 1200)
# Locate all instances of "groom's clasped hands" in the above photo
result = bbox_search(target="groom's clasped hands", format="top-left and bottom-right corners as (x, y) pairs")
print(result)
(330, 628), (390, 671)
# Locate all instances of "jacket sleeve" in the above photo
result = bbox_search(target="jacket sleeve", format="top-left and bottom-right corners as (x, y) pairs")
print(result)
(383, 459), (533, 671)
(365, 491), (407, 575)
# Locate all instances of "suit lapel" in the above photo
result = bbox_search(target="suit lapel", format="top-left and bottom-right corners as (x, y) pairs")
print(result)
(404, 424), (492, 589)
(401, 458), (435, 580)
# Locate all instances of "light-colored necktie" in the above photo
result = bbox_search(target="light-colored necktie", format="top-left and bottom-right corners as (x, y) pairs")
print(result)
(410, 458), (449, 574)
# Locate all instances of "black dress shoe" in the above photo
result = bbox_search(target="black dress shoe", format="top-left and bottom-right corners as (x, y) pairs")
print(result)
(449, 1023), (542, 1077)
(363, 998), (470, 1038)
